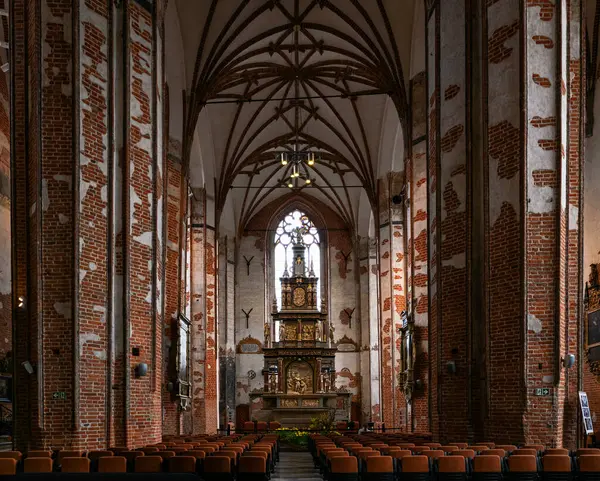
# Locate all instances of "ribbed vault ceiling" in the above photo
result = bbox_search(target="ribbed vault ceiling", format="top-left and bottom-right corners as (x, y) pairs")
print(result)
(179, 0), (411, 232)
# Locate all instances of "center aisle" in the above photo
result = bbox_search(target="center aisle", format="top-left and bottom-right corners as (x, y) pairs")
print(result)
(272, 452), (323, 481)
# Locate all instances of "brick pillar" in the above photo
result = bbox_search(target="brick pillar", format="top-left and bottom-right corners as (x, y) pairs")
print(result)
(427, 0), (471, 442)
(420, 0), (585, 447)
(163, 141), (186, 436)
(378, 173), (405, 428)
(358, 238), (373, 422)
(368, 238), (382, 422)
(408, 71), (429, 433)
(11, 0), (166, 450)
(218, 236), (236, 429)
(565, 0), (583, 449)
(190, 188), (218, 435)
(478, 0), (583, 448)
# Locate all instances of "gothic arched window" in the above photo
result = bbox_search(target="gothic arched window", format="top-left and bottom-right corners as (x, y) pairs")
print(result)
(274, 210), (320, 309)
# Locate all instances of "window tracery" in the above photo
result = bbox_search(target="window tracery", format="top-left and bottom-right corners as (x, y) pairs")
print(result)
(273, 210), (320, 309)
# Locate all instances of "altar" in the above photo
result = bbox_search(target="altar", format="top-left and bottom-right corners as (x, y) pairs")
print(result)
(250, 233), (351, 427)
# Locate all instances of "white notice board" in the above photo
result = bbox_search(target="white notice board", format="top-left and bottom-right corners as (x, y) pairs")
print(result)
(580, 391), (595, 435)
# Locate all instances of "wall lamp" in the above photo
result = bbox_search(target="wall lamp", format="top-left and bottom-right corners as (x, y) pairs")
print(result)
(17, 296), (25, 309)
(22, 361), (34, 375)
(446, 361), (456, 374)
(562, 354), (575, 369)
(135, 363), (148, 378)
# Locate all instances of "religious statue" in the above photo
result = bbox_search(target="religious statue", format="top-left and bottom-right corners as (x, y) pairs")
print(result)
(322, 373), (331, 393)
(287, 370), (308, 395)
(329, 321), (335, 343)
(314, 321), (322, 342)
(269, 372), (278, 393)
(279, 322), (286, 341)
(264, 322), (271, 346)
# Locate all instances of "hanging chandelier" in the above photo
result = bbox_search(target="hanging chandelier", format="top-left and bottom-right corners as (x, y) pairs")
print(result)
(278, 149), (319, 189)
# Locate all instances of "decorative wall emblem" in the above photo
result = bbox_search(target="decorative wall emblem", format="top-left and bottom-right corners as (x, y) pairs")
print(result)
(293, 287), (306, 307)
(236, 336), (263, 354)
(336, 335), (358, 352)
(303, 399), (319, 408)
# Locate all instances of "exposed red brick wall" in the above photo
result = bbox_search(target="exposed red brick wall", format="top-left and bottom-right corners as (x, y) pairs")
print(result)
(39, 0), (76, 449)
(564, 0), (583, 450)
(126, 1), (162, 447)
(12, 0), (168, 451)
(77, 0), (110, 450)
(190, 190), (219, 435)
(163, 154), (184, 436)
(427, 7), (439, 440)
(482, 0), (525, 444)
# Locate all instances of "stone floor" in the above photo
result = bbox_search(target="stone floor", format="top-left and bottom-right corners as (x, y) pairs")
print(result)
(273, 452), (322, 481)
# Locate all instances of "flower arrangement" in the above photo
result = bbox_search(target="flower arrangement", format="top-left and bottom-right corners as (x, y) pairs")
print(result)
(275, 427), (310, 449)
(275, 411), (340, 450)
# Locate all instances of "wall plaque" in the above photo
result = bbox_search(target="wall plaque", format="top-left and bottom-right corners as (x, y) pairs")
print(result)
(336, 335), (358, 352)
(236, 336), (262, 354)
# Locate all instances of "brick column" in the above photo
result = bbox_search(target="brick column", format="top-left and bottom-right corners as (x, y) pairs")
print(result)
(218, 235), (236, 429)
(368, 238), (381, 422)
(478, 0), (582, 447)
(427, 0), (471, 441)
(358, 238), (373, 422)
(408, 71), (429, 433)
(190, 188), (218, 435)
(377, 173), (405, 428)
(11, 0), (166, 450)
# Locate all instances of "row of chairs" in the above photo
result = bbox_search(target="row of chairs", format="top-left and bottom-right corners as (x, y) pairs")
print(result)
(0, 433), (278, 478)
(311, 434), (600, 481)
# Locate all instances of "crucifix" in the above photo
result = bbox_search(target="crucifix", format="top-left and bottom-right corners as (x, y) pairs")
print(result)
(243, 256), (254, 276)
(343, 307), (356, 328)
(340, 250), (352, 272)
(242, 308), (253, 328)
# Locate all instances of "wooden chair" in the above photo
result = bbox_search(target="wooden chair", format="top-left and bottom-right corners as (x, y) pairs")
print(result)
(98, 456), (127, 473)
(473, 455), (502, 481)
(401, 455), (430, 481)
(438, 455), (468, 481)
(135, 455), (163, 473)
(364, 455), (394, 481)
(330, 455), (359, 481)
(24, 457), (53, 473)
(169, 455), (197, 473)
(542, 455), (572, 481)
(239, 455), (268, 481)
(61, 457), (90, 473)
(204, 455), (234, 481)
(507, 455), (538, 481)
(0, 458), (17, 475)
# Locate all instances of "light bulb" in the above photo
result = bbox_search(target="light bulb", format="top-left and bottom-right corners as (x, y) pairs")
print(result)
(281, 159), (288, 166)
(305, 178), (311, 184)
(288, 183), (293, 188)
(308, 153), (315, 166)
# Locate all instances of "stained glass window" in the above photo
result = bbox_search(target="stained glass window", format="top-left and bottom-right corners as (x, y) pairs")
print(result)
(274, 210), (320, 309)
